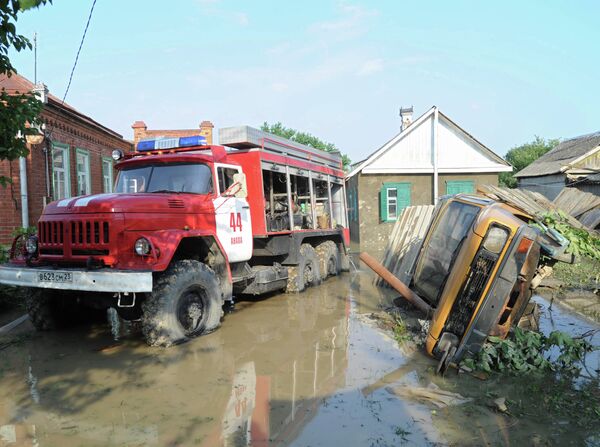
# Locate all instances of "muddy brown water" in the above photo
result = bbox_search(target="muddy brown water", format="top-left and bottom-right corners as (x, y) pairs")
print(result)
(0, 270), (598, 446)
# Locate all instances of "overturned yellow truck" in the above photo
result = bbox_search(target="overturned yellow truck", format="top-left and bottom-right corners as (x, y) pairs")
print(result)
(369, 194), (571, 374)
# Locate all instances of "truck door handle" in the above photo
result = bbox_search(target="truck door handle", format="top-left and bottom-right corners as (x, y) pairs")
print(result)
(242, 205), (250, 209)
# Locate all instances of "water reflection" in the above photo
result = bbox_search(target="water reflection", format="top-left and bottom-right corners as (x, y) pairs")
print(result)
(0, 276), (354, 446)
(1, 273), (597, 446)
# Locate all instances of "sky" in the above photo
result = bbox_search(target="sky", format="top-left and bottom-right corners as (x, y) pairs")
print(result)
(8, 0), (600, 163)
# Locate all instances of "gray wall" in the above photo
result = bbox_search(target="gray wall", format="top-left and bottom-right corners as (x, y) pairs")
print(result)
(518, 174), (566, 201)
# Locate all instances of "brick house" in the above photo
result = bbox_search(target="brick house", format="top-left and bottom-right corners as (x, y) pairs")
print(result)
(345, 106), (512, 256)
(131, 120), (214, 147)
(0, 73), (132, 244)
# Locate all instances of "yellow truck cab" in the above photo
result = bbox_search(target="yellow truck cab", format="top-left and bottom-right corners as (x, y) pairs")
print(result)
(412, 195), (542, 372)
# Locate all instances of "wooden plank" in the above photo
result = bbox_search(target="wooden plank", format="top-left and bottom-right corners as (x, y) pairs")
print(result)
(376, 205), (434, 288)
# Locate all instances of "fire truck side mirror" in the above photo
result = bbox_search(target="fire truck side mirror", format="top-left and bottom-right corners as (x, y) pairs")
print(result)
(232, 173), (248, 199)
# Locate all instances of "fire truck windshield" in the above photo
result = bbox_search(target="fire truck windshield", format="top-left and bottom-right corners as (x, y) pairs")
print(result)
(115, 163), (213, 194)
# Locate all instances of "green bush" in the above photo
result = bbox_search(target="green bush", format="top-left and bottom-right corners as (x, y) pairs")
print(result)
(461, 327), (595, 375)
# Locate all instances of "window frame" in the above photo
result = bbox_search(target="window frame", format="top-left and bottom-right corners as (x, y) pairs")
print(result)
(75, 148), (92, 196)
(101, 156), (114, 193)
(380, 182), (411, 222)
(215, 163), (242, 195)
(51, 142), (71, 200)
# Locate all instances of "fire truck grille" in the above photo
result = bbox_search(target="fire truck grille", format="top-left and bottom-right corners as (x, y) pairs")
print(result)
(69, 221), (110, 244)
(38, 219), (111, 257)
(39, 221), (64, 244)
(444, 250), (498, 340)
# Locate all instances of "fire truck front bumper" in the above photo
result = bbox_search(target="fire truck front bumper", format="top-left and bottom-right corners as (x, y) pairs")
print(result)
(0, 265), (153, 293)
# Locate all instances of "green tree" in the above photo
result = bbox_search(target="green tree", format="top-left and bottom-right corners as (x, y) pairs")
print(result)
(0, 0), (50, 185)
(260, 121), (351, 171)
(499, 136), (560, 188)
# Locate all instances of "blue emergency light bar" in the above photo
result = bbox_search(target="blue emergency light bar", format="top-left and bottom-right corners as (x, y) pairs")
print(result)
(137, 135), (207, 151)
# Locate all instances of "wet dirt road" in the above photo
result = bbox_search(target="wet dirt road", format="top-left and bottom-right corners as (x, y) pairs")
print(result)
(0, 270), (599, 446)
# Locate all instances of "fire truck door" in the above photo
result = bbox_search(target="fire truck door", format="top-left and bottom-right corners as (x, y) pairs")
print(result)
(214, 165), (253, 263)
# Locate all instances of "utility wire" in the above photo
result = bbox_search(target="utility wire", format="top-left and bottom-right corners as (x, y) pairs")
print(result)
(61, 0), (98, 105)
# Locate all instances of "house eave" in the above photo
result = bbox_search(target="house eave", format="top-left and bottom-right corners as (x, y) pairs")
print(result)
(360, 166), (513, 175)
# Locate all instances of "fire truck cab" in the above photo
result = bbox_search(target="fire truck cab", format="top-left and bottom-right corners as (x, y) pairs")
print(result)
(0, 126), (350, 346)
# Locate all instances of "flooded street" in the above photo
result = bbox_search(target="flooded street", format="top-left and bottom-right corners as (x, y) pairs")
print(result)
(1, 269), (599, 446)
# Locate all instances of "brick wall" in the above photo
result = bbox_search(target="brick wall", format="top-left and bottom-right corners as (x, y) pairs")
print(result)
(0, 105), (133, 245)
(132, 120), (214, 147)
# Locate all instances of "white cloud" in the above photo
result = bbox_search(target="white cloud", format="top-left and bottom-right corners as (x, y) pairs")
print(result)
(310, 2), (378, 37)
(357, 58), (384, 76)
(235, 12), (249, 26)
(195, 1), (249, 26)
(271, 82), (288, 93)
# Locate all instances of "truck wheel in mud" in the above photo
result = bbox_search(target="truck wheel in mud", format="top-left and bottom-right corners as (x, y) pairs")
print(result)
(316, 241), (341, 280)
(286, 244), (321, 293)
(141, 260), (222, 347)
(25, 289), (104, 330)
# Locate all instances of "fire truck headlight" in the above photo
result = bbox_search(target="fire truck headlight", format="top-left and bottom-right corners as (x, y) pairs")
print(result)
(25, 236), (38, 255)
(483, 226), (509, 254)
(134, 238), (151, 256)
(112, 149), (124, 161)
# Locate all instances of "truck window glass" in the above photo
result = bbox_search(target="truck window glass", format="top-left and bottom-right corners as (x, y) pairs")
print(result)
(115, 163), (213, 194)
(413, 201), (480, 306)
(217, 167), (239, 194)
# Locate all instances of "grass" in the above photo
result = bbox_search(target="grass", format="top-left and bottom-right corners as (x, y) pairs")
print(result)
(392, 315), (412, 344)
(552, 258), (600, 290)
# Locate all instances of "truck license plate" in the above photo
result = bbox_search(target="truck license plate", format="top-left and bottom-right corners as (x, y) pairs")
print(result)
(38, 271), (73, 283)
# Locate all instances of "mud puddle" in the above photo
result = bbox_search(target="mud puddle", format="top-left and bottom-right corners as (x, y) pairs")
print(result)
(0, 271), (598, 446)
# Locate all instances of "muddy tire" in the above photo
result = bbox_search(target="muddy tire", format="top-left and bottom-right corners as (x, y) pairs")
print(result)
(142, 260), (223, 347)
(316, 241), (341, 280)
(286, 244), (321, 293)
(25, 288), (94, 330)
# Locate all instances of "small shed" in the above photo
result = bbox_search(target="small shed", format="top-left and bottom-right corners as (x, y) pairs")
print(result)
(345, 106), (511, 256)
(515, 131), (600, 200)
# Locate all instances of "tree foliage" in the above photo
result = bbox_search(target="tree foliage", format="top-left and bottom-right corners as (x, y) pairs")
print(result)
(0, 0), (50, 185)
(461, 326), (594, 376)
(499, 136), (560, 188)
(260, 121), (351, 171)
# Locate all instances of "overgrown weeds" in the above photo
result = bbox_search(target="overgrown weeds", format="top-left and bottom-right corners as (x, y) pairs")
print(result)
(553, 259), (600, 289)
(392, 315), (412, 344)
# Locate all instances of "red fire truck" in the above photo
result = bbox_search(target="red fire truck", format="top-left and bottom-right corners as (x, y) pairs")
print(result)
(0, 126), (350, 346)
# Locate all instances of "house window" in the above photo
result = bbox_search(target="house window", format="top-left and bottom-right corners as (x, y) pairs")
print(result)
(446, 180), (475, 196)
(102, 157), (114, 193)
(380, 182), (411, 222)
(76, 149), (91, 196)
(51, 143), (71, 200)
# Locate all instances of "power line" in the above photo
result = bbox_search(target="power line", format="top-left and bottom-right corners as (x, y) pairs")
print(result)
(61, 0), (98, 105)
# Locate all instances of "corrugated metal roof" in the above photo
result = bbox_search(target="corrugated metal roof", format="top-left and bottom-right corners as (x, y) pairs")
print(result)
(515, 131), (600, 178)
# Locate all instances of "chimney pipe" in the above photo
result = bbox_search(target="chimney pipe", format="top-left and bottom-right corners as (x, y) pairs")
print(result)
(399, 106), (413, 132)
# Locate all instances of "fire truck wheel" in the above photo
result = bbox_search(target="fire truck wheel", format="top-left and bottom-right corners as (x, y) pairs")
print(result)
(25, 288), (81, 330)
(141, 260), (222, 347)
(286, 244), (321, 293)
(316, 241), (341, 280)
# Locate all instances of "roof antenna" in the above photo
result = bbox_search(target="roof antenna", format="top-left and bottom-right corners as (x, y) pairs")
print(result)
(33, 32), (37, 84)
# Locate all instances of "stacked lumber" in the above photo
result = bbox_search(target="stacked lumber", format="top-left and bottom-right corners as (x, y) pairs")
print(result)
(553, 188), (600, 229)
(376, 205), (435, 288)
(477, 185), (585, 229)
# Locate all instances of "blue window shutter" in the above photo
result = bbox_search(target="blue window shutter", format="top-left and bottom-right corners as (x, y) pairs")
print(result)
(380, 186), (388, 222)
